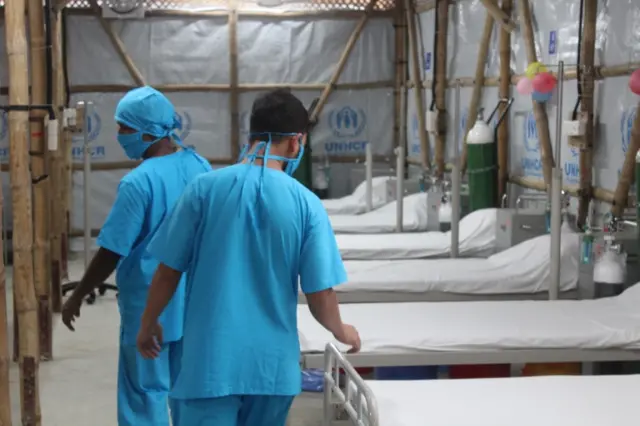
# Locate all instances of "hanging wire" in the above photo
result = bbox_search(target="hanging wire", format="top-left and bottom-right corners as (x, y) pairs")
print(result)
(572, 0), (585, 120)
(429, 0), (438, 111)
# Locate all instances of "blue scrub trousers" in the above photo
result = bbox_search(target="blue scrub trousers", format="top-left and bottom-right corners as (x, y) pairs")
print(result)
(117, 340), (182, 426)
(172, 395), (295, 426)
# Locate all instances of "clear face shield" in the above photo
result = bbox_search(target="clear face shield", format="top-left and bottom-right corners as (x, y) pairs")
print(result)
(238, 132), (305, 176)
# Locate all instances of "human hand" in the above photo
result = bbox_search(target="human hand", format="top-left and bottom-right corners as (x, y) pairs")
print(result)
(61, 294), (83, 331)
(137, 322), (163, 359)
(333, 324), (361, 353)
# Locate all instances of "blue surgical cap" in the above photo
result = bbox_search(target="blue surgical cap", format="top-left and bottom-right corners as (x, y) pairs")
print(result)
(114, 86), (182, 138)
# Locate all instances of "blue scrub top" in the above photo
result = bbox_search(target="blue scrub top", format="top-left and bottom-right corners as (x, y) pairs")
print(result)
(97, 149), (212, 346)
(147, 163), (347, 399)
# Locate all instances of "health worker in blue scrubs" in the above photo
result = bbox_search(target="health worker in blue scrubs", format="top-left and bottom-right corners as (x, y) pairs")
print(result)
(136, 89), (362, 426)
(61, 86), (212, 426)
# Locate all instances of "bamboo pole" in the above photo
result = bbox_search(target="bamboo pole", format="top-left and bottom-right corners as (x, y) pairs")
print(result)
(0, 184), (10, 426)
(611, 102), (640, 217)
(518, 0), (554, 190)
(392, 0), (406, 149)
(88, 0), (146, 86)
(5, 0), (42, 423)
(309, 0), (380, 124)
(509, 175), (614, 204)
(49, 3), (65, 313)
(497, 0), (512, 198)
(229, 3), (240, 160)
(28, 0), (53, 362)
(405, 0), (430, 169)
(460, 11), (494, 173)
(433, 0), (449, 178)
(576, 0), (597, 227)
(478, 0), (516, 32)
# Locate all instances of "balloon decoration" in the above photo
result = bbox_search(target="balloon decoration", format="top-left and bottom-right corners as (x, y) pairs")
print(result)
(516, 77), (533, 95)
(521, 61), (557, 103)
(630, 69), (640, 96)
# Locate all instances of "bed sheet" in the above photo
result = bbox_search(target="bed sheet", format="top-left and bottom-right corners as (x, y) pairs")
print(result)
(298, 284), (640, 354)
(322, 176), (395, 215)
(338, 228), (579, 294)
(366, 375), (640, 426)
(330, 192), (429, 233)
(336, 208), (497, 259)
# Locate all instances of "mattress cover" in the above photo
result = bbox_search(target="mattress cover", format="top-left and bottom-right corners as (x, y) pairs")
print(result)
(366, 375), (640, 426)
(338, 228), (579, 294)
(330, 192), (430, 233)
(298, 284), (640, 353)
(336, 208), (497, 259)
(322, 176), (395, 215)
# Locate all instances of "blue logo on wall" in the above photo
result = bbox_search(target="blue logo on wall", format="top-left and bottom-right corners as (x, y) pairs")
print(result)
(176, 111), (192, 141)
(328, 106), (366, 139)
(71, 111), (105, 159)
(564, 146), (579, 185)
(325, 106), (368, 155)
(410, 114), (421, 155)
(521, 111), (542, 177)
(621, 105), (637, 155)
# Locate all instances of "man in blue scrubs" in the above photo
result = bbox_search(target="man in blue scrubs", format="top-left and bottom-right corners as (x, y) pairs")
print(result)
(136, 89), (361, 426)
(61, 86), (212, 426)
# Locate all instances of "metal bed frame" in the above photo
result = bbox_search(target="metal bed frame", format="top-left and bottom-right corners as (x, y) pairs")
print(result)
(302, 345), (640, 370)
(323, 343), (379, 426)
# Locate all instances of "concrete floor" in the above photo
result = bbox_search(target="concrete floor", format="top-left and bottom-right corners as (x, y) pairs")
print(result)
(5, 258), (325, 425)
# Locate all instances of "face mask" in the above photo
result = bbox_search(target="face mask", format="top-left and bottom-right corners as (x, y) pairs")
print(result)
(117, 131), (160, 160)
(238, 133), (304, 176)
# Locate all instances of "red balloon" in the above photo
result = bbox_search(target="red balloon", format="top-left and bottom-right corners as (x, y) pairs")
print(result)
(532, 72), (557, 94)
(630, 69), (640, 96)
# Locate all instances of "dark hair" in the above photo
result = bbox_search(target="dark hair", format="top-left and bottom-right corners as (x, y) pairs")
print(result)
(249, 89), (309, 141)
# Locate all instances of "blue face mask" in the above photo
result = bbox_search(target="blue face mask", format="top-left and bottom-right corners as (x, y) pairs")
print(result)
(238, 133), (305, 176)
(117, 131), (162, 160)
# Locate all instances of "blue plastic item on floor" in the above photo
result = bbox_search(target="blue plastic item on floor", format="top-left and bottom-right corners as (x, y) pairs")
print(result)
(301, 369), (324, 392)
(374, 366), (439, 380)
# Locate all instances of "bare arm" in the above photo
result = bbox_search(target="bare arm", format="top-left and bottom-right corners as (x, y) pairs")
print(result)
(305, 288), (344, 337)
(68, 247), (120, 301)
(139, 263), (182, 331)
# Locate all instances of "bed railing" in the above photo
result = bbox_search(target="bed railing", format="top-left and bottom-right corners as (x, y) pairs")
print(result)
(323, 343), (379, 426)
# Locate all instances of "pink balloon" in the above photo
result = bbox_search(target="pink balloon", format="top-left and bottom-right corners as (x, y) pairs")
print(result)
(516, 78), (533, 95)
(630, 69), (640, 96)
(532, 72), (557, 94)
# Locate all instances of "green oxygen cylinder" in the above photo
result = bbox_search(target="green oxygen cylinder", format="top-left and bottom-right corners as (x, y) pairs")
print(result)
(293, 134), (313, 189)
(466, 109), (497, 212)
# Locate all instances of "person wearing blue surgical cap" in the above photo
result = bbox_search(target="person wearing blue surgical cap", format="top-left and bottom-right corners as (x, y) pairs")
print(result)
(61, 86), (213, 426)
(136, 89), (361, 426)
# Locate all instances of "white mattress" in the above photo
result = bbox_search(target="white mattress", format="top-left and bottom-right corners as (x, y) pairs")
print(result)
(298, 284), (640, 353)
(336, 208), (497, 259)
(367, 375), (640, 426)
(330, 192), (430, 233)
(338, 228), (579, 295)
(322, 176), (395, 215)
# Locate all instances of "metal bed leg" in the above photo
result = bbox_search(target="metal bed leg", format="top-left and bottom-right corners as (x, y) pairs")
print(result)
(323, 343), (379, 426)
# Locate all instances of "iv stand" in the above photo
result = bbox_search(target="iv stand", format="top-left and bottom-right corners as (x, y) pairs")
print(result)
(450, 80), (462, 258)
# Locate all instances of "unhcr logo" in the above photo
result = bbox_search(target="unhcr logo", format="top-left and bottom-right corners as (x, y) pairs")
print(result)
(72, 111), (102, 143)
(328, 106), (366, 139)
(522, 111), (539, 153)
(176, 111), (192, 141)
(620, 105), (636, 155)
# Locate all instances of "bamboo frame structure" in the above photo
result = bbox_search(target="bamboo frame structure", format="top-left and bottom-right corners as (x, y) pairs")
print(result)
(576, 0), (597, 227)
(50, 2), (65, 313)
(0, 183), (10, 426)
(392, 0), (406, 150)
(496, 0), (512, 198)
(460, 11), (494, 173)
(309, 0), (380, 124)
(228, 3), (239, 159)
(405, 0), (430, 169)
(509, 175), (614, 204)
(433, 0), (448, 177)
(5, 0), (42, 422)
(478, 0), (515, 32)
(611, 101), (640, 217)
(518, 0), (554, 190)
(28, 0), (54, 362)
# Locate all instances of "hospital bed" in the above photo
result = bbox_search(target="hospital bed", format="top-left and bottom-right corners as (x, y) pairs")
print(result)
(302, 226), (583, 303)
(298, 283), (640, 369)
(336, 207), (497, 259)
(330, 192), (434, 234)
(323, 343), (640, 426)
(323, 176), (396, 215)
